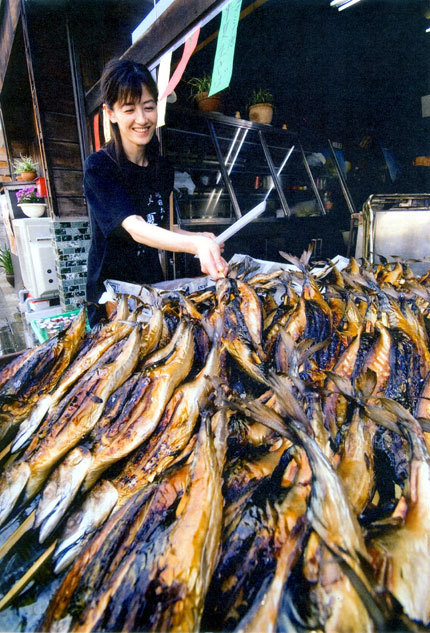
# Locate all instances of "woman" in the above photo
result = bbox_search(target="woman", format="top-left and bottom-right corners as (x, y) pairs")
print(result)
(84, 58), (228, 326)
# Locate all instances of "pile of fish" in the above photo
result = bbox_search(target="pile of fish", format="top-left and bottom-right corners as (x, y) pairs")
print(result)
(1, 252), (430, 632)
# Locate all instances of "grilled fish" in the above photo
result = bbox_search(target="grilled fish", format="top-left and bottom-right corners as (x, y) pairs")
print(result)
(0, 309), (87, 443)
(0, 325), (142, 525)
(12, 308), (138, 453)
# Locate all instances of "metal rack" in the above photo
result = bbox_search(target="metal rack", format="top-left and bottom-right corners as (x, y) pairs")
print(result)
(358, 193), (430, 273)
(163, 108), (352, 225)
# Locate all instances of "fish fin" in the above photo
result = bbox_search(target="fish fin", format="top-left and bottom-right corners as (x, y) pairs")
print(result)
(417, 417), (430, 433)
(355, 368), (378, 400)
(324, 371), (355, 401)
(266, 373), (314, 436)
(363, 404), (401, 435)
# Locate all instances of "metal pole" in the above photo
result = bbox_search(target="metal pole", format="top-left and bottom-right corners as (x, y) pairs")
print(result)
(328, 139), (356, 215)
(207, 120), (242, 219)
(299, 142), (326, 216)
(258, 130), (291, 217)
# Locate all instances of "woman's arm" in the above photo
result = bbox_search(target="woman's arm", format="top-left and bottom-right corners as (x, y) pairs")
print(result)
(121, 215), (228, 279)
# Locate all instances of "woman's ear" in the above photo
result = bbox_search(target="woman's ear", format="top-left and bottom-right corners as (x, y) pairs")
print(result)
(104, 103), (117, 124)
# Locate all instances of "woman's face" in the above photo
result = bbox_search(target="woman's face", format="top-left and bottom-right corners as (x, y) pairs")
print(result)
(106, 83), (157, 160)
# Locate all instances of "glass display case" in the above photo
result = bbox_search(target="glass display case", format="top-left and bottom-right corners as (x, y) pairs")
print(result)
(162, 107), (354, 275)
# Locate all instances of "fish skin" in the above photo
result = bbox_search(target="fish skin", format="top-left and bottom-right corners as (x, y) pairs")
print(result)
(137, 306), (164, 362)
(24, 325), (142, 499)
(0, 347), (36, 392)
(41, 484), (155, 630)
(1, 309), (87, 417)
(141, 319), (187, 370)
(378, 261), (404, 287)
(64, 464), (189, 633)
(368, 399), (430, 625)
(384, 296), (430, 379)
(217, 278), (269, 384)
(8, 310), (93, 451)
(355, 322), (392, 396)
(0, 461), (30, 526)
(53, 480), (119, 575)
(0, 326), (142, 527)
(11, 394), (54, 454)
(46, 324), (195, 568)
(222, 439), (290, 530)
(35, 446), (93, 543)
(81, 322), (195, 491)
(293, 425), (370, 573)
(265, 293), (306, 358)
(113, 335), (223, 509)
(0, 338), (57, 405)
(263, 300), (298, 354)
(21, 338), (129, 462)
(232, 450), (311, 633)
(235, 279), (267, 362)
(0, 341), (58, 443)
(415, 372), (430, 451)
(234, 520), (309, 633)
(229, 378), (371, 591)
(336, 409), (376, 516)
(142, 412), (226, 633)
(221, 329), (268, 385)
(302, 538), (375, 633)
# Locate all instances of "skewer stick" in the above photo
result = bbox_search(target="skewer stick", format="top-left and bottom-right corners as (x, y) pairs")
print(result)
(0, 539), (57, 611)
(0, 441), (12, 463)
(3, 451), (18, 469)
(0, 510), (36, 560)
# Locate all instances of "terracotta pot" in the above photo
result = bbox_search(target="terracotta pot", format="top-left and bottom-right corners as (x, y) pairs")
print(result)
(5, 274), (14, 287)
(195, 91), (222, 112)
(20, 170), (37, 181)
(249, 103), (274, 124)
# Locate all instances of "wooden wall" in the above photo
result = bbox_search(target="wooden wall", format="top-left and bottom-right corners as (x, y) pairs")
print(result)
(25, 2), (87, 218)
(0, 0), (21, 94)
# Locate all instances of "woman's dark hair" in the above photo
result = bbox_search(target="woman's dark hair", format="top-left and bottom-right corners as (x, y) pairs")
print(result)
(101, 58), (159, 165)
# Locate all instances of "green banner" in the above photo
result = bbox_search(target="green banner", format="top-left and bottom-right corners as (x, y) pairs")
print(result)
(208, 0), (242, 97)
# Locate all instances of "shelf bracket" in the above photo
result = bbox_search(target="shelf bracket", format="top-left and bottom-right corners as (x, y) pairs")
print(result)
(258, 130), (292, 217)
(299, 142), (326, 216)
(328, 139), (357, 216)
(207, 120), (243, 219)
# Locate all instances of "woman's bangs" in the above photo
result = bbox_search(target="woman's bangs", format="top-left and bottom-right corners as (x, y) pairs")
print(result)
(117, 78), (143, 106)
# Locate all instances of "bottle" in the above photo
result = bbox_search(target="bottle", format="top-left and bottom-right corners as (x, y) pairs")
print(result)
(323, 191), (333, 211)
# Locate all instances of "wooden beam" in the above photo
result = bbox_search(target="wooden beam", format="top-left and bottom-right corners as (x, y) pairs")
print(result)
(0, 0), (21, 93)
(86, 0), (228, 114)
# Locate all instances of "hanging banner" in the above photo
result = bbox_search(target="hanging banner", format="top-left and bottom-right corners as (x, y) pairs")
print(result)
(159, 27), (200, 101)
(208, 0), (242, 97)
(157, 50), (172, 128)
(102, 106), (112, 143)
(93, 112), (101, 152)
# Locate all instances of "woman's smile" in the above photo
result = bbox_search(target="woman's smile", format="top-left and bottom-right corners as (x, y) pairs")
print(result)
(107, 84), (158, 163)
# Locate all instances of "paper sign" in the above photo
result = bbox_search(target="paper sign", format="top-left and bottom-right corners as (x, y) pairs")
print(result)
(159, 27), (200, 101)
(208, 0), (242, 97)
(102, 106), (111, 143)
(157, 50), (172, 128)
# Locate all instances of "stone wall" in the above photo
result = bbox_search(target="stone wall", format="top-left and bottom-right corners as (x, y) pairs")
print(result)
(51, 217), (90, 310)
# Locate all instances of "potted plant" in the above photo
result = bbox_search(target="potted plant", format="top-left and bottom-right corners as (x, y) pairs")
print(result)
(12, 155), (39, 181)
(15, 185), (46, 218)
(187, 74), (222, 112)
(0, 245), (14, 286)
(248, 89), (274, 124)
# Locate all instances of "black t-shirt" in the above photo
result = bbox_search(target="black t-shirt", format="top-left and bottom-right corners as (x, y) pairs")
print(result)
(84, 148), (174, 320)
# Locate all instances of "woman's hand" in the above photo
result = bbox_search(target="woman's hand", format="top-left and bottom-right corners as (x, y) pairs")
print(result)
(194, 235), (228, 280)
(196, 231), (225, 253)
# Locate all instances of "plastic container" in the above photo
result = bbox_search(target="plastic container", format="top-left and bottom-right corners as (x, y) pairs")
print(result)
(30, 309), (88, 343)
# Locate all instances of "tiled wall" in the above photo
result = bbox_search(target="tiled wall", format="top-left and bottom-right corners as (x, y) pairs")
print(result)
(51, 217), (90, 311)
